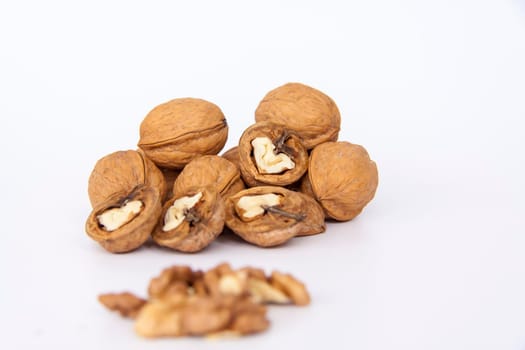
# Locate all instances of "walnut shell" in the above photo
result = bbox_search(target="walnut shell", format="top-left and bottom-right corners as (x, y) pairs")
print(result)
(224, 186), (325, 247)
(255, 82), (341, 149)
(160, 168), (180, 203)
(152, 187), (224, 253)
(88, 150), (166, 208)
(308, 141), (378, 221)
(138, 98), (228, 169)
(221, 146), (240, 170)
(173, 155), (245, 199)
(238, 122), (308, 187)
(86, 185), (162, 253)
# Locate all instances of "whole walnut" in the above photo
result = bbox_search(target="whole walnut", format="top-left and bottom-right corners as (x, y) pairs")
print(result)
(304, 141), (378, 221)
(255, 83), (340, 149)
(138, 98), (228, 169)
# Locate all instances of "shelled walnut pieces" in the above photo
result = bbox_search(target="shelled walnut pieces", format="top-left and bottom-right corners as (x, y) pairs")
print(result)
(85, 82), (379, 252)
(98, 263), (310, 338)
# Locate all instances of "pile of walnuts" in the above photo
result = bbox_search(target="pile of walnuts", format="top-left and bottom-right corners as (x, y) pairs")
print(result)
(99, 263), (309, 338)
(86, 82), (379, 253)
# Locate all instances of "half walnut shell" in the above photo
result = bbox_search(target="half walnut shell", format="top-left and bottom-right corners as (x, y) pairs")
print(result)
(138, 98), (228, 169)
(255, 82), (341, 149)
(152, 187), (224, 253)
(238, 122), (308, 187)
(307, 141), (378, 221)
(224, 186), (325, 247)
(173, 155), (244, 200)
(88, 150), (166, 208)
(86, 185), (162, 253)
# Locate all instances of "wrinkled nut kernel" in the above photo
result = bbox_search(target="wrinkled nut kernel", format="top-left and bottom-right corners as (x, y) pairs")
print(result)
(97, 200), (143, 232)
(87, 149), (166, 208)
(238, 122), (308, 187)
(152, 187), (224, 253)
(307, 141), (378, 221)
(225, 186), (325, 247)
(251, 137), (295, 174)
(98, 292), (146, 319)
(86, 185), (162, 253)
(173, 155), (245, 200)
(255, 82), (341, 149)
(138, 98), (228, 169)
(99, 263), (309, 338)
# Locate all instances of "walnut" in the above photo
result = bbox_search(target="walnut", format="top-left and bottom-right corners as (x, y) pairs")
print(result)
(270, 271), (310, 306)
(238, 122), (308, 187)
(224, 186), (325, 247)
(151, 187), (224, 252)
(255, 82), (341, 149)
(138, 98), (228, 169)
(86, 185), (162, 253)
(306, 141), (378, 221)
(221, 146), (240, 170)
(159, 167), (180, 203)
(98, 292), (146, 319)
(173, 155), (245, 199)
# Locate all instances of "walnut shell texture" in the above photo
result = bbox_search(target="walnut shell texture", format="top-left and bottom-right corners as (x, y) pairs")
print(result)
(238, 122), (308, 187)
(173, 155), (245, 199)
(255, 82), (341, 149)
(221, 146), (240, 170)
(86, 185), (162, 253)
(138, 98), (228, 169)
(152, 187), (225, 253)
(308, 141), (378, 221)
(225, 186), (324, 247)
(88, 150), (166, 208)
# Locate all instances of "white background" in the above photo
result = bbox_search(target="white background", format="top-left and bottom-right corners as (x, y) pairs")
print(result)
(1, 1), (524, 349)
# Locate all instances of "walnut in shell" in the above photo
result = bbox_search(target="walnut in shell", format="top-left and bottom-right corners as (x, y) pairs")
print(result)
(238, 122), (308, 187)
(307, 141), (378, 221)
(160, 167), (180, 203)
(221, 146), (240, 170)
(224, 186), (325, 247)
(152, 186), (224, 253)
(255, 82), (341, 149)
(87, 150), (166, 208)
(138, 98), (228, 169)
(173, 155), (244, 199)
(86, 185), (162, 253)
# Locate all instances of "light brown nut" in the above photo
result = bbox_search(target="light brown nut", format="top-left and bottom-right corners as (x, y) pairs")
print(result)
(87, 149), (166, 208)
(135, 299), (185, 338)
(151, 187), (225, 253)
(221, 146), (241, 170)
(255, 82), (341, 149)
(159, 167), (180, 203)
(98, 292), (146, 319)
(173, 155), (245, 200)
(238, 122), (308, 187)
(148, 265), (195, 299)
(85, 185), (162, 253)
(248, 278), (290, 304)
(224, 186), (324, 247)
(138, 98), (228, 169)
(181, 297), (232, 335)
(270, 271), (310, 306)
(308, 141), (378, 221)
(229, 311), (269, 335)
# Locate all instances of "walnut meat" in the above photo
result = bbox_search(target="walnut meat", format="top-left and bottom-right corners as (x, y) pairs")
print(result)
(138, 98), (228, 169)
(173, 155), (244, 199)
(225, 186), (325, 247)
(238, 122), (308, 187)
(151, 186), (224, 253)
(307, 141), (378, 221)
(86, 185), (162, 253)
(98, 292), (146, 319)
(87, 150), (166, 208)
(255, 82), (341, 149)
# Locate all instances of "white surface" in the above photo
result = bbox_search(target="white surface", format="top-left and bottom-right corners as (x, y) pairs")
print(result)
(1, 1), (524, 349)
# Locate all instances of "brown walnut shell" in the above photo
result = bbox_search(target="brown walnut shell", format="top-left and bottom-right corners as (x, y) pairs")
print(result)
(160, 168), (180, 203)
(88, 150), (166, 208)
(255, 82), (341, 149)
(238, 122), (308, 187)
(86, 185), (162, 253)
(138, 98), (228, 169)
(307, 141), (378, 221)
(152, 186), (225, 253)
(224, 186), (325, 247)
(173, 155), (245, 199)
(221, 146), (240, 170)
